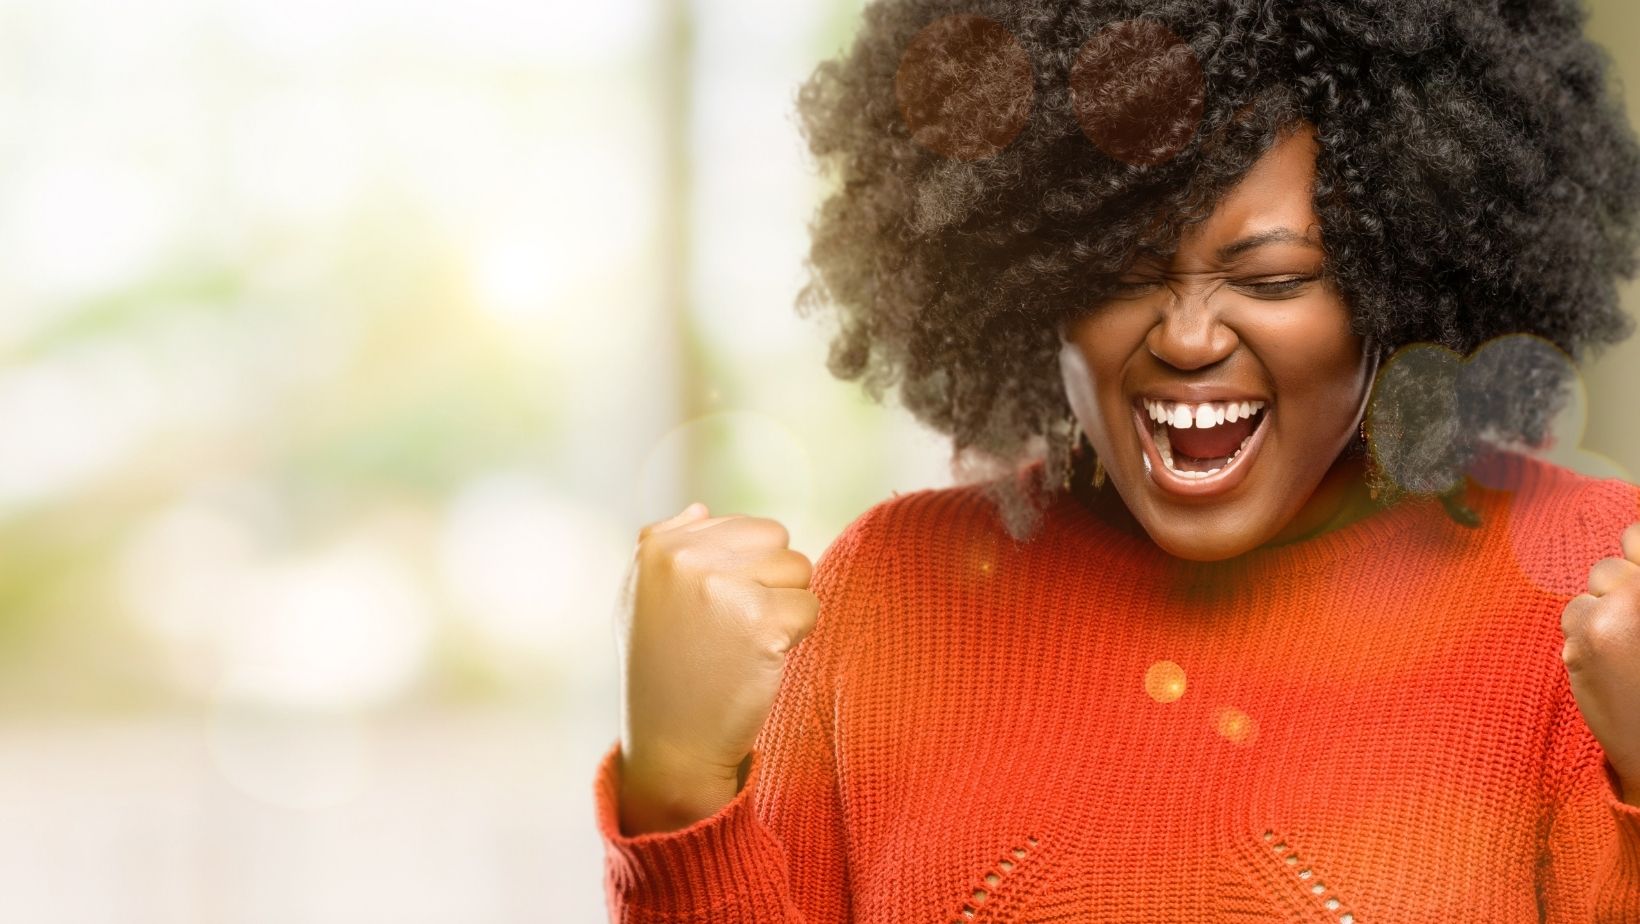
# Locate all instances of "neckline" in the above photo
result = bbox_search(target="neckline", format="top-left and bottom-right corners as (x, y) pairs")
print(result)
(1032, 460), (1452, 583)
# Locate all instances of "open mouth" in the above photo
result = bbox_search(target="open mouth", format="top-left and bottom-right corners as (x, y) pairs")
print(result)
(1130, 397), (1272, 497)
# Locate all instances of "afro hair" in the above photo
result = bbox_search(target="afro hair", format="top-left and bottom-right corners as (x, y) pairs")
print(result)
(791, 0), (1640, 540)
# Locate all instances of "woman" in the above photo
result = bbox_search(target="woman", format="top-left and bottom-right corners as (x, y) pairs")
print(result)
(595, 2), (1640, 921)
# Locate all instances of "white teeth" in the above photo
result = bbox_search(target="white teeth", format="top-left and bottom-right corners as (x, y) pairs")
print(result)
(1142, 398), (1266, 432)
(1151, 417), (1259, 480)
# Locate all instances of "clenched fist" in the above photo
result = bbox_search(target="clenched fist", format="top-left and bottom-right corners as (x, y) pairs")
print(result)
(1560, 521), (1640, 807)
(613, 502), (819, 835)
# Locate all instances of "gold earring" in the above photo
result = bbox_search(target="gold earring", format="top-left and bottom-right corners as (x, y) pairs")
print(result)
(1063, 418), (1082, 492)
(1359, 417), (1383, 503)
(1065, 417), (1106, 492)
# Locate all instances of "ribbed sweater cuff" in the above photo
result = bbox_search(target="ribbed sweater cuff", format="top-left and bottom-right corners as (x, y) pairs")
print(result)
(1606, 762), (1640, 889)
(593, 741), (793, 914)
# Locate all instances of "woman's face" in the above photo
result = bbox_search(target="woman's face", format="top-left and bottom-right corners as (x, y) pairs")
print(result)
(1057, 122), (1378, 561)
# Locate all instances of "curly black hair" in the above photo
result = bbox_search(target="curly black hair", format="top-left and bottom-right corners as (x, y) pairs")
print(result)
(791, 0), (1640, 541)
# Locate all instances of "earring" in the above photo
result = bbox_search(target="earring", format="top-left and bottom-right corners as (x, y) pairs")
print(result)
(1360, 417), (1382, 503)
(1063, 416), (1106, 493)
(1062, 417), (1082, 492)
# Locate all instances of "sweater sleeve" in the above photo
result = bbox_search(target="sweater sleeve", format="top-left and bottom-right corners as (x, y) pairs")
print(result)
(1537, 475), (1640, 923)
(1537, 671), (1640, 923)
(591, 503), (884, 923)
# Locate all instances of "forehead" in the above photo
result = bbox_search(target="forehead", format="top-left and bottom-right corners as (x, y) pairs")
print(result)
(1169, 124), (1323, 259)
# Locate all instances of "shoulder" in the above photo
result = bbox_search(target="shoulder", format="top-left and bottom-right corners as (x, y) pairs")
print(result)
(1466, 448), (1640, 593)
(816, 480), (1001, 576)
(1469, 448), (1637, 521)
(810, 479), (1012, 611)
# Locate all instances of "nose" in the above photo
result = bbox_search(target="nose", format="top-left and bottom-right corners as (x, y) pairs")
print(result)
(1145, 287), (1238, 371)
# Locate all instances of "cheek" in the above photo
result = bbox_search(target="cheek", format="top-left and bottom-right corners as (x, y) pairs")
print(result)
(1060, 310), (1147, 386)
(1058, 329), (1137, 431)
(1248, 314), (1369, 426)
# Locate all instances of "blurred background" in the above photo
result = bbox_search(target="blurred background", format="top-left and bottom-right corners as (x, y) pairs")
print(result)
(0, 0), (1635, 921)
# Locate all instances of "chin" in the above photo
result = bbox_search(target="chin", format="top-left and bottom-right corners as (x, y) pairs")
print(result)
(1130, 495), (1283, 562)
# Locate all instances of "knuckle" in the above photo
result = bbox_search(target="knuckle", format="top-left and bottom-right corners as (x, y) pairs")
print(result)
(635, 534), (668, 570)
(636, 532), (672, 568)
(1562, 593), (1595, 636)
(771, 583), (816, 615)
(790, 587), (820, 618)
(1589, 557), (1626, 592)
(1579, 608), (1634, 657)
(772, 546), (810, 578)
(786, 595), (823, 645)
(747, 516), (789, 548)
(667, 537), (717, 576)
(1562, 637), (1590, 670)
(759, 617), (797, 656)
(644, 536), (708, 585)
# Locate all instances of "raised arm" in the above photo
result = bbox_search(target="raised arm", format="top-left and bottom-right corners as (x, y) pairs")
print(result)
(592, 503), (883, 922)
(1536, 670), (1640, 923)
(1540, 477), (1640, 922)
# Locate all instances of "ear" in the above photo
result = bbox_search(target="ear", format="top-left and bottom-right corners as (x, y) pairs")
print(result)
(1362, 333), (1384, 378)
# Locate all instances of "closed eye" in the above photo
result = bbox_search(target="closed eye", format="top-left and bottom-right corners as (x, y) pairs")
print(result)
(1235, 276), (1316, 297)
(1105, 275), (1319, 300)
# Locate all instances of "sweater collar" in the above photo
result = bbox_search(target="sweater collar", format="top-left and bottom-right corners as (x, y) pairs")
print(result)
(1040, 473), (1456, 586)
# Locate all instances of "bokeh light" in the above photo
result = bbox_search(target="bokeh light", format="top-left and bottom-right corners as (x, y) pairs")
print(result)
(0, 0), (1634, 919)
(895, 14), (1034, 161)
(1213, 706), (1257, 745)
(1144, 660), (1187, 703)
(1069, 19), (1204, 167)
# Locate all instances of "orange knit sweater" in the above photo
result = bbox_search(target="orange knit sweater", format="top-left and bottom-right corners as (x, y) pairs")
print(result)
(593, 450), (1640, 923)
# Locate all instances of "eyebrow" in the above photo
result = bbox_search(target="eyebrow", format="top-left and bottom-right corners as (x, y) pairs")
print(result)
(1215, 228), (1322, 262)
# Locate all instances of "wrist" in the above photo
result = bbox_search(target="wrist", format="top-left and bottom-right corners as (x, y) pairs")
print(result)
(617, 748), (743, 836)
(1604, 758), (1640, 808)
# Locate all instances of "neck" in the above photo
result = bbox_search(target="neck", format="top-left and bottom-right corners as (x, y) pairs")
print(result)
(1261, 451), (1380, 548)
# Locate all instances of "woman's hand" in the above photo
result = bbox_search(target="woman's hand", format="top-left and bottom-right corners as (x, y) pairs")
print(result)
(1560, 521), (1640, 806)
(613, 502), (819, 834)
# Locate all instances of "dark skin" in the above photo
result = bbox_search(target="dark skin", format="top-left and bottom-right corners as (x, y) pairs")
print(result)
(610, 120), (1640, 844)
(1057, 121), (1381, 561)
(1055, 121), (1640, 803)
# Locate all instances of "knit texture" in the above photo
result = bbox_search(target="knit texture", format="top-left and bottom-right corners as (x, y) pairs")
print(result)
(593, 449), (1640, 923)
